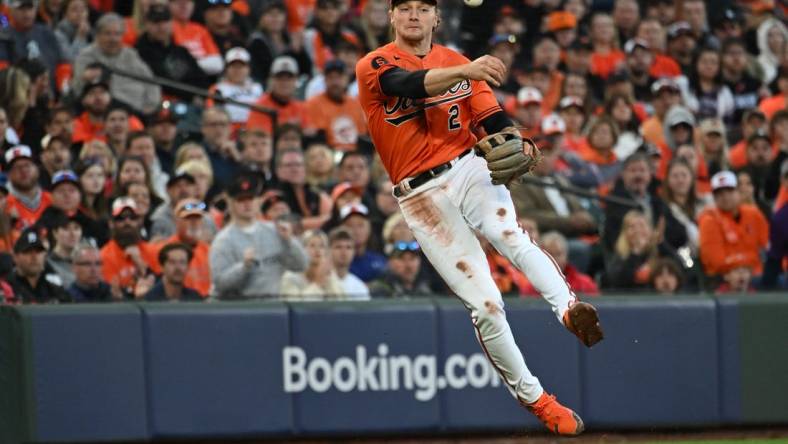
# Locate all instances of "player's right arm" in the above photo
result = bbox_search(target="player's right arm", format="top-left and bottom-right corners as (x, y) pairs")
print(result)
(379, 55), (507, 98)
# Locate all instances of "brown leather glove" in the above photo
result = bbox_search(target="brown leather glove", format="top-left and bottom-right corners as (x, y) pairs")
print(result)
(474, 127), (542, 187)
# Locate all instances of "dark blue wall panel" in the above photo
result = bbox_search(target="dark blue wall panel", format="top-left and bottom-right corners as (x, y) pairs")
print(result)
(27, 305), (149, 443)
(437, 300), (581, 432)
(289, 302), (440, 434)
(716, 298), (741, 424)
(581, 298), (720, 427)
(142, 303), (292, 438)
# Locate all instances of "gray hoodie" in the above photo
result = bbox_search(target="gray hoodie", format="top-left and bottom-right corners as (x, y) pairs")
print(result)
(663, 105), (696, 151)
(209, 221), (308, 299)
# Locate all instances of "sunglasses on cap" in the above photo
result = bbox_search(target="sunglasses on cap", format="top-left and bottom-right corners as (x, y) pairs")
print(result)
(207, 0), (232, 4)
(391, 241), (420, 254)
(181, 202), (207, 212)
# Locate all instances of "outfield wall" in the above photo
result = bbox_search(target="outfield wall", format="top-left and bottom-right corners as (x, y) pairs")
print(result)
(0, 296), (786, 443)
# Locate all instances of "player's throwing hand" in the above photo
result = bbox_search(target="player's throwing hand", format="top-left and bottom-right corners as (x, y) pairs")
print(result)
(464, 55), (507, 87)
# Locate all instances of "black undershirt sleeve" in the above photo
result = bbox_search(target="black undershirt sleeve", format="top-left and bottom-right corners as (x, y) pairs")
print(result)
(480, 111), (513, 135)
(379, 67), (429, 99)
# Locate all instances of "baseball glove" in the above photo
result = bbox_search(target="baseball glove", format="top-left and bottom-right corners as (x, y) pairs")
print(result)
(474, 127), (542, 186)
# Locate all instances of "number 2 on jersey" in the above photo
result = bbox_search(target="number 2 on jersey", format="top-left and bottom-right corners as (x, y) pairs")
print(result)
(448, 104), (461, 131)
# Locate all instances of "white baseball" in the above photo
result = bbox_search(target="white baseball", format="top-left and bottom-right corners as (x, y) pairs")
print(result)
(464, 0), (483, 6)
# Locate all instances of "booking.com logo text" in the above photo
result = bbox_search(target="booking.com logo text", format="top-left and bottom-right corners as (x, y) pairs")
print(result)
(283, 344), (501, 401)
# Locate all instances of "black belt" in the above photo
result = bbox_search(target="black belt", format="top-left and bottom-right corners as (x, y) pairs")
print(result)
(394, 149), (472, 197)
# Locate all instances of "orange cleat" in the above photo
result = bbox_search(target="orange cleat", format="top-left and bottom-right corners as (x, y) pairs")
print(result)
(526, 392), (585, 436)
(563, 301), (604, 347)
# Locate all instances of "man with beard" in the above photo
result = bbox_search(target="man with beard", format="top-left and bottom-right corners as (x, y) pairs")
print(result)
(7, 228), (71, 304)
(72, 77), (111, 144)
(145, 242), (202, 302)
(666, 21), (696, 75)
(38, 134), (73, 187)
(4, 146), (51, 229)
(100, 197), (158, 299)
(35, 170), (110, 246)
(305, 59), (368, 151)
(624, 38), (657, 102)
(737, 131), (777, 216)
(151, 198), (211, 297)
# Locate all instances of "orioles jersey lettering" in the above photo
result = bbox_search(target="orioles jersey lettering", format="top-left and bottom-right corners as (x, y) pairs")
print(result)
(356, 42), (501, 184)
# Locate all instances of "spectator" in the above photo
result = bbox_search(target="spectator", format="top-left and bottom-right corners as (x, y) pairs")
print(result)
(337, 151), (375, 204)
(0, 67), (31, 131)
(246, 56), (312, 134)
(0, 176), (16, 252)
(38, 134), (73, 187)
(168, 0), (224, 76)
(153, 198), (213, 296)
(274, 122), (304, 151)
(661, 158), (710, 258)
(260, 189), (291, 221)
(605, 94), (644, 160)
(589, 13), (624, 80)
(547, 11), (578, 54)
(72, 77), (112, 144)
(126, 132), (170, 200)
(2, 0), (70, 93)
(716, 266), (755, 295)
(623, 38), (656, 103)
(353, 0), (390, 53)
(736, 169), (770, 219)
(682, 46), (735, 121)
(175, 159), (214, 205)
(666, 21), (697, 74)
(721, 38), (763, 140)
(4, 145), (51, 229)
(55, 0), (92, 61)
(739, 131), (777, 213)
(46, 213), (83, 288)
(145, 242), (202, 302)
(756, 18), (788, 85)
(579, 116), (622, 186)
(206, 47), (264, 129)
(759, 67), (788, 119)
(0, 108), (15, 153)
(135, 4), (212, 102)
(200, 107), (241, 195)
(681, 0), (715, 49)
(114, 156), (163, 211)
(697, 118), (729, 177)
(36, 169), (108, 245)
(78, 140), (117, 179)
(648, 257), (684, 295)
(762, 166), (788, 289)
(604, 153), (688, 252)
(699, 171), (769, 280)
(558, 96), (588, 153)
(531, 36), (564, 111)
(304, 142), (335, 191)
(728, 109), (769, 169)
(612, 0), (639, 45)
(44, 106), (74, 144)
(521, 231), (599, 297)
(641, 78), (682, 148)
(281, 229), (345, 300)
(73, 12), (162, 115)
(510, 87), (543, 138)
(210, 174), (308, 299)
(123, 182), (155, 238)
(149, 106), (179, 173)
(636, 17), (682, 78)
(305, 59), (368, 152)
(103, 104), (131, 155)
(202, 0), (245, 53)
(340, 202), (386, 283)
(100, 197), (158, 299)
(381, 212), (414, 248)
(329, 226), (370, 300)
(369, 240), (433, 298)
(247, 0), (312, 83)
(67, 240), (113, 302)
(275, 147), (332, 230)
(149, 170), (198, 240)
(303, 0), (360, 74)
(6, 228), (71, 304)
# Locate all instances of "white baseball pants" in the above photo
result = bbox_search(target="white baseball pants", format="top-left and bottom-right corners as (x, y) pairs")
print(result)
(396, 152), (577, 405)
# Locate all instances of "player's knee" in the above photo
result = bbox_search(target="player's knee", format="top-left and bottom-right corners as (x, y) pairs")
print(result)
(473, 299), (507, 331)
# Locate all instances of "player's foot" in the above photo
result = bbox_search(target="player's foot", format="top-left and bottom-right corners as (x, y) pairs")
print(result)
(526, 392), (584, 436)
(563, 301), (604, 347)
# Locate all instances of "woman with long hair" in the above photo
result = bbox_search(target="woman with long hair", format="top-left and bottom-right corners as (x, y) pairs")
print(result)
(682, 46), (735, 122)
(280, 230), (346, 300)
(114, 156), (164, 210)
(588, 13), (624, 80)
(697, 118), (729, 177)
(55, 0), (92, 61)
(605, 93), (644, 159)
(0, 67), (31, 129)
(247, 1), (312, 83)
(660, 159), (710, 257)
(75, 157), (110, 221)
(579, 115), (621, 186)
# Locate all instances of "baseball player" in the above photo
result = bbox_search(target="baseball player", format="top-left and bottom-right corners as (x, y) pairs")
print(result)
(356, 0), (604, 436)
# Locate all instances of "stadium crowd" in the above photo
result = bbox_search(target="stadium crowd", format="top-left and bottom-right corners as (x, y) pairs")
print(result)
(0, 0), (786, 304)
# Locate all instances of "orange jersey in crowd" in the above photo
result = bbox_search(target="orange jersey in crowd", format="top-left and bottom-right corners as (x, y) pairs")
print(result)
(698, 204), (769, 276)
(246, 93), (312, 134)
(72, 112), (146, 144)
(590, 50), (625, 79)
(356, 42), (501, 184)
(759, 94), (786, 119)
(286, 0), (317, 33)
(649, 54), (681, 78)
(305, 92), (368, 151)
(100, 240), (159, 292)
(5, 192), (51, 229)
(172, 20), (220, 61)
(151, 236), (212, 297)
(727, 140), (780, 170)
(122, 17), (139, 46)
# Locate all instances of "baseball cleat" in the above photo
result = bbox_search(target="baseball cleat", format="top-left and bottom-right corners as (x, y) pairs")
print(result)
(526, 392), (585, 436)
(563, 301), (604, 347)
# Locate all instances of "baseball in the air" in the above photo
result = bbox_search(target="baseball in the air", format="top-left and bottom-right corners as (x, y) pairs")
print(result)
(464, 0), (483, 6)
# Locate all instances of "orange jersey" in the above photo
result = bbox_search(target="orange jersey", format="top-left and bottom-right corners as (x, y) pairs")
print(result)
(172, 21), (220, 60)
(6, 192), (51, 229)
(151, 236), (212, 297)
(698, 204), (769, 276)
(356, 43), (501, 184)
(305, 93), (368, 151)
(286, 0), (316, 33)
(590, 50), (625, 79)
(246, 93), (312, 134)
(100, 240), (159, 292)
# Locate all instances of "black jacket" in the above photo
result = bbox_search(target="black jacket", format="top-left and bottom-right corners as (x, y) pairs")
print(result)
(135, 33), (212, 101)
(7, 271), (72, 304)
(67, 281), (113, 303)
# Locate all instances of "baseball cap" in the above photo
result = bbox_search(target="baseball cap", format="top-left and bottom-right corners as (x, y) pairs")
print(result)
(624, 38), (650, 55)
(747, 129), (771, 145)
(331, 182), (363, 202)
(166, 167), (196, 188)
(339, 202), (369, 222)
(699, 118), (725, 135)
(81, 77), (110, 99)
(146, 4), (171, 21)
(225, 47), (250, 65)
(227, 174), (261, 199)
(667, 21), (693, 40)
(51, 170), (80, 190)
(14, 228), (46, 253)
(546, 11), (576, 32)
(111, 196), (139, 217)
(541, 114), (566, 135)
(714, 6), (744, 26)
(388, 240), (421, 257)
(651, 77), (680, 95)
(4, 145), (33, 168)
(270, 56), (299, 76)
(517, 87), (543, 106)
(711, 171), (737, 192)
(261, 189), (287, 214)
(206, 0), (233, 7)
(175, 199), (207, 218)
(558, 96), (584, 111)
(8, 0), (37, 8)
(50, 211), (82, 231)
(323, 59), (347, 75)
(152, 106), (178, 125)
